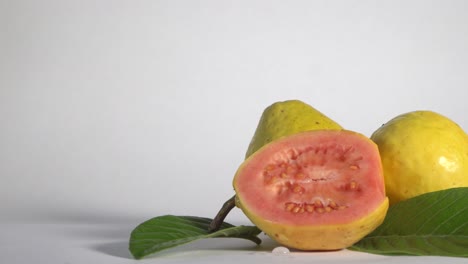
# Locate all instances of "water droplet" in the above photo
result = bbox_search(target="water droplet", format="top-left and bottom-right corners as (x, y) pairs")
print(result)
(272, 246), (290, 254)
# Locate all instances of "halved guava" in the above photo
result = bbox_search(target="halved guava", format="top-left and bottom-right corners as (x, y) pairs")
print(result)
(233, 129), (388, 250)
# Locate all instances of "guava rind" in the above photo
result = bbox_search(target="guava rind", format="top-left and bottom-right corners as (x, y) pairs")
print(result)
(239, 196), (389, 250)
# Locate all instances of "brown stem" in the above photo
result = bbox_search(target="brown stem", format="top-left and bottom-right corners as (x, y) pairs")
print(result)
(208, 194), (236, 232)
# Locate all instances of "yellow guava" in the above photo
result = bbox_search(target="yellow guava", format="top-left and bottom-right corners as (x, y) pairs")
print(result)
(234, 130), (389, 250)
(233, 101), (387, 250)
(370, 110), (468, 205)
(245, 100), (343, 158)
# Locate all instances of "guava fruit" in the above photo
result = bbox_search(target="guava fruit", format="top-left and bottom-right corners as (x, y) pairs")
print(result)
(245, 100), (343, 158)
(233, 130), (389, 250)
(370, 110), (468, 205)
(209, 100), (344, 233)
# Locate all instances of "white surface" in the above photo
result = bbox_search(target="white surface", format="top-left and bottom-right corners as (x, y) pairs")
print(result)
(1, 0), (467, 263)
(2, 222), (468, 264)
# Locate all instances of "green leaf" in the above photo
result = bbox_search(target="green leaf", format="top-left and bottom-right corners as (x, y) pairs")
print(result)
(350, 187), (468, 257)
(129, 215), (262, 259)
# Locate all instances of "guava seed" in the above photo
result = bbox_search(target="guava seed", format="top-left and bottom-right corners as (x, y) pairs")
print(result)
(283, 199), (345, 214)
(272, 246), (290, 254)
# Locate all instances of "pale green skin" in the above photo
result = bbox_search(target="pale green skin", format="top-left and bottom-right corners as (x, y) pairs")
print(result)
(245, 100), (343, 158)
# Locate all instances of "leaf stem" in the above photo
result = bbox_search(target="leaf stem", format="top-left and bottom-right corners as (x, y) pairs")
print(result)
(208, 195), (236, 232)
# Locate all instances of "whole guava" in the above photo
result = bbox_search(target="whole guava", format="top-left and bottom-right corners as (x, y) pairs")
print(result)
(371, 110), (468, 205)
(245, 100), (343, 158)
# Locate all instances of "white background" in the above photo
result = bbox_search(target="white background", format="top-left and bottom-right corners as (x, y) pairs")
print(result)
(1, 0), (467, 263)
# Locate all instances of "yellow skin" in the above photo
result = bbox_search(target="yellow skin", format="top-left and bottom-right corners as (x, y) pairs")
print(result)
(371, 110), (468, 205)
(245, 100), (343, 158)
(237, 195), (389, 250)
